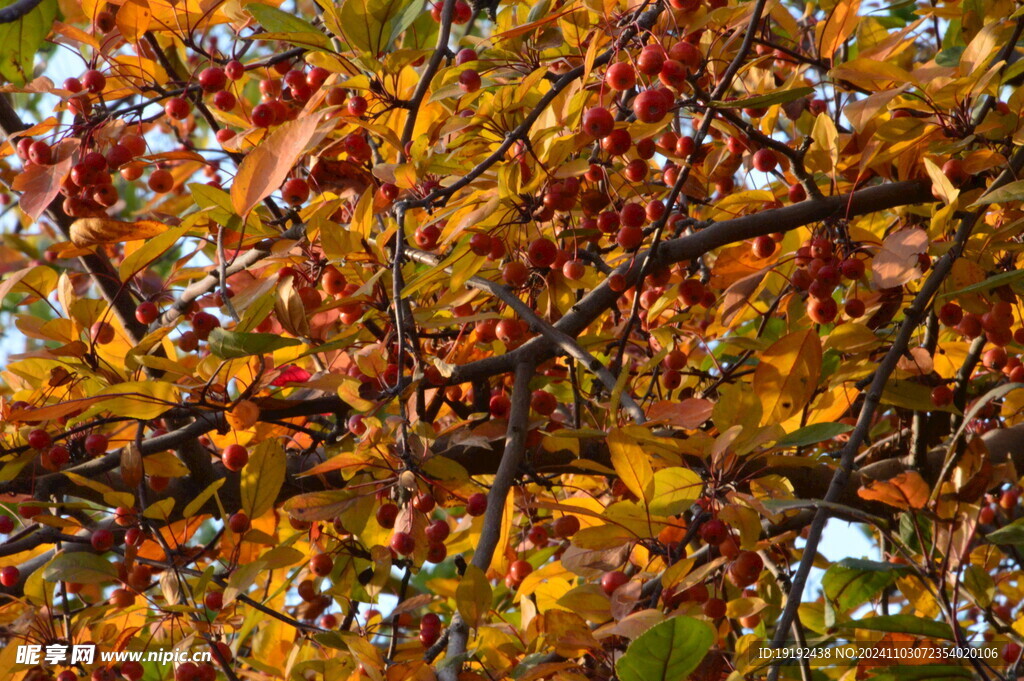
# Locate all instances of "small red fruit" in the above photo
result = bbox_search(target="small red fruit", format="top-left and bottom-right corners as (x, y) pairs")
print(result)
(135, 301), (159, 325)
(376, 503), (399, 528)
(508, 559), (533, 584)
(582, 107), (615, 138)
(466, 492), (488, 516)
(91, 529), (114, 552)
(228, 511), (250, 534)
(600, 570), (629, 595)
(0, 566), (19, 587)
(390, 531), (415, 555)
(222, 444), (249, 471)
(311, 553), (334, 576)
(425, 519), (450, 543)
(84, 433), (108, 456)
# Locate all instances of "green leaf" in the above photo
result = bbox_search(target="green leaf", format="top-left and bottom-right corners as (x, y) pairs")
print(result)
(821, 558), (911, 613)
(935, 46), (964, 66)
(985, 517), (1024, 545)
(711, 87), (815, 109)
(616, 616), (714, 681)
(837, 614), (953, 640)
(339, 0), (417, 55)
(774, 422), (853, 448)
(969, 179), (1024, 207)
(940, 268), (1024, 298)
(208, 328), (302, 359)
(245, 3), (330, 49)
(224, 560), (265, 605)
(0, 0), (57, 85)
(42, 552), (118, 584)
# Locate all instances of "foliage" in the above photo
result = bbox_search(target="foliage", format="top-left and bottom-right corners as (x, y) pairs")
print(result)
(1, 0), (1024, 680)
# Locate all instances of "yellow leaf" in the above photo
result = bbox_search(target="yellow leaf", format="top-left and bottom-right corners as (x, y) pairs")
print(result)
(79, 381), (180, 420)
(69, 218), (167, 247)
(226, 399), (260, 431)
(119, 225), (190, 281)
(142, 498), (175, 520)
(810, 113), (839, 173)
(241, 440), (286, 518)
(456, 564), (492, 628)
(183, 478), (225, 518)
(64, 472), (134, 509)
(649, 468), (703, 516)
(607, 428), (654, 504)
(753, 330), (822, 424)
(231, 112), (326, 217)
(923, 157), (959, 206)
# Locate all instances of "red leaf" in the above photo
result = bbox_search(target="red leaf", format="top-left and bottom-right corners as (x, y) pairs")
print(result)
(271, 365), (311, 386)
(12, 141), (77, 220)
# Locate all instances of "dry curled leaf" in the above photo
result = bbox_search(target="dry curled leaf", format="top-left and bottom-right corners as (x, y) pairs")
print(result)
(69, 218), (167, 247)
(858, 470), (930, 509)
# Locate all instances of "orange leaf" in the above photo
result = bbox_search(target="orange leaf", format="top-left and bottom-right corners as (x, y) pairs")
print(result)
(817, 0), (861, 63)
(231, 112), (325, 217)
(858, 470), (930, 509)
(69, 218), (167, 246)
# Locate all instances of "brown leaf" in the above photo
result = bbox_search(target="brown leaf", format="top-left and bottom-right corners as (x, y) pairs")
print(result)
(231, 112), (326, 216)
(646, 398), (714, 429)
(309, 157), (373, 198)
(896, 346), (933, 375)
(720, 269), (767, 326)
(858, 470), (930, 509)
(69, 218), (167, 247)
(12, 149), (74, 221)
(121, 443), (143, 489)
(872, 228), (927, 289)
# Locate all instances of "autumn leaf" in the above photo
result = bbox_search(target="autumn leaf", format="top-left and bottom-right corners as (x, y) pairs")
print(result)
(753, 330), (822, 424)
(231, 112), (326, 217)
(69, 217), (168, 247)
(873, 228), (928, 289)
(858, 471), (930, 509)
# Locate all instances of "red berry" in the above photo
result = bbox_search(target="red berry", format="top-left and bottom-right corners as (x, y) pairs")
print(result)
(311, 553), (334, 576)
(91, 529), (114, 552)
(425, 519), (450, 543)
(728, 550), (764, 587)
(84, 433), (108, 456)
(27, 429), (51, 450)
(458, 69), (481, 93)
(703, 597), (726, 618)
(752, 148), (778, 172)
(530, 390), (557, 416)
(633, 89), (669, 123)
(225, 60), (244, 80)
(347, 95), (368, 117)
(931, 385), (953, 407)
(466, 492), (488, 516)
(582, 107), (615, 138)
(616, 225), (644, 251)
(252, 103), (275, 127)
(228, 512), (250, 533)
(198, 67), (227, 92)
(28, 140), (51, 165)
(788, 183), (806, 203)
(282, 177), (310, 205)
(223, 444), (248, 471)
(191, 312), (220, 340)
(527, 238), (558, 268)
(0, 566), (19, 587)
(508, 559), (533, 584)
(390, 531), (415, 555)
(0, 516), (14, 534)
(165, 97), (191, 120)
(600, 570), (629, 595)
(552, 515), (580, 538)
(751, 235), (775, 259)
(700, 519), (729, 545)
(204, 591), (224, 610)
(82, 69), (106, 93)
(605, 62), (636, 91)
(376, 503), (399, 528)
(135, 301), (158, 325)
(637, 45), (666, 75)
